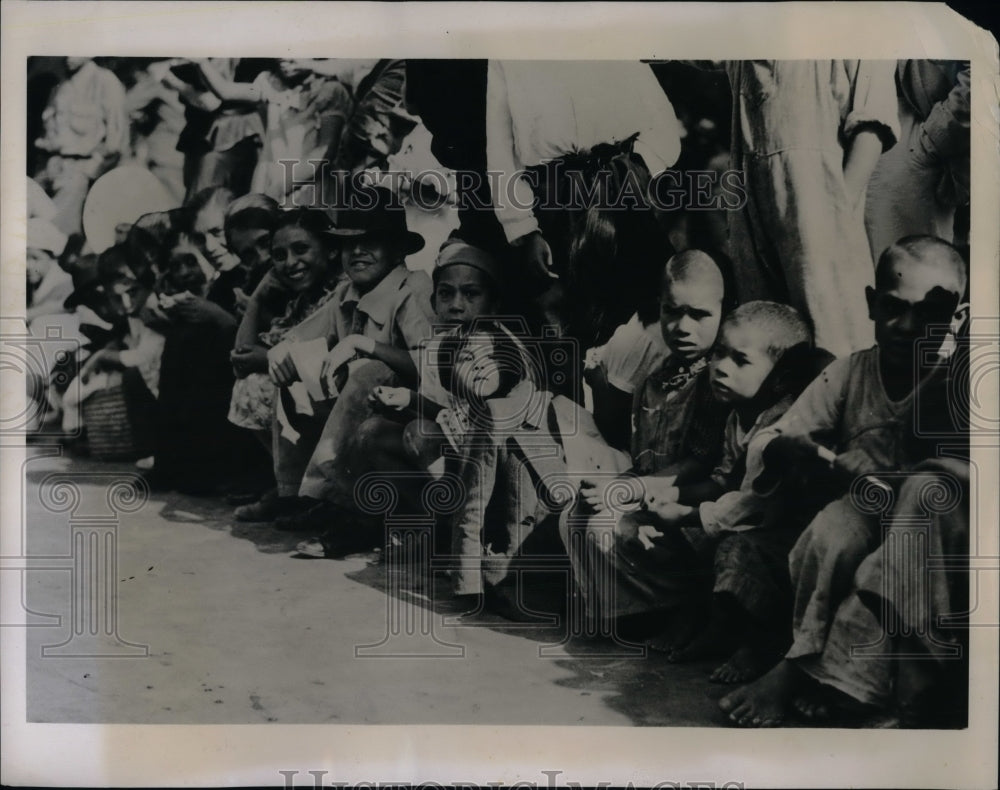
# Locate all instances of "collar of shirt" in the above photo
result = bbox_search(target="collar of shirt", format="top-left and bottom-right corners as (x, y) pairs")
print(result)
(657, 355), (708, 391)
(337, 264), (409, 330)
(486, 378), (552, 432)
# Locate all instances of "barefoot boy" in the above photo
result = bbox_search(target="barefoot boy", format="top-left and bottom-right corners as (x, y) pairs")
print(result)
(718, 235), (968, 727)
(639, 302), (833, 674)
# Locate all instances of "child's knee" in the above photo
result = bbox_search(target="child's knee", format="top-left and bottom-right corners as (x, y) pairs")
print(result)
(800, 497), (877, 565)
(355, 416), (388, 447)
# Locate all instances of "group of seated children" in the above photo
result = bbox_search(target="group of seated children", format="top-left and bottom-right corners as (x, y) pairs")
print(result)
(49, 180), (970, 729)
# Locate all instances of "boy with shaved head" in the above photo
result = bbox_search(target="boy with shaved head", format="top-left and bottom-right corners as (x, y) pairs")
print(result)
(719, 235), (969, 727)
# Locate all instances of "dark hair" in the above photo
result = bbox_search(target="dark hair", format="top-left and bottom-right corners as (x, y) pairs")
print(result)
(224, 193), (281, 244)
(565, 152), (674, 345)
(435, 321), (528, 404)
(97, 244), (155, 289)
(187, 186), (235, 225)
(273, 207), (336, 240)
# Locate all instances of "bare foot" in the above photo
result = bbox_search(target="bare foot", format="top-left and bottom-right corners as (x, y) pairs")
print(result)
(710, 643), (779, 684)
(792, 689), (830, 721)
(718, 659), (798, 727)
(665, 616), (736, 663)
(793, 683), (871, 724)
(644, 608), (701, 654)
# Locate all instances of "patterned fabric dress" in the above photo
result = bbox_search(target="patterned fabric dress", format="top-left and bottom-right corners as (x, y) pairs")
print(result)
(227, 279), (339, 431)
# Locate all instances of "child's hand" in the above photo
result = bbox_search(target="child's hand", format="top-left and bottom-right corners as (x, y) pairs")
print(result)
(635, 523), (666, 551)
(321, 335), (375, 383)
(267, 342), (299, 386)
(646, 500), (692, 525)
(231, 345), (269, 378)
(641, 475), (679, 510)
(370, 386), (412, 411)
(79, 350), (107, 384)
(832, 449), (879, 480)
(763, 434), (820, 473)
(579, 478), (642, 514)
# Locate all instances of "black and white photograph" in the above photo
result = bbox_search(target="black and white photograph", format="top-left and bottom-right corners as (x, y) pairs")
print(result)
(2, 2), (998, 788)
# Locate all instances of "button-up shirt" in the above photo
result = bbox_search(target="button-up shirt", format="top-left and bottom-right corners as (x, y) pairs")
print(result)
(38, 61), (127, 158)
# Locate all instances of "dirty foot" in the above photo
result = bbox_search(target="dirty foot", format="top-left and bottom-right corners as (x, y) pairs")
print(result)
(644, 607), (704, 655)
(710, 643), (780, 684)
(665, 616), (735, 663)
(793, 683), (871, 724)
(718, 659), (798, 727)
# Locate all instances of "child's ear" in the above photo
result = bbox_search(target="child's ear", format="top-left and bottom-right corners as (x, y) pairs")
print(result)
(865, 286), (877, 320)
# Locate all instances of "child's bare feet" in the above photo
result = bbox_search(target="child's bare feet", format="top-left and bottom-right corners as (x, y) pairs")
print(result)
(793, 683), (871, 724)
(791, 690), (830, 721)
(710, 643), (780, 684)
(718, 659), (799, 727)
(664, 615), (736, 663)
(644, 606), (702, 654)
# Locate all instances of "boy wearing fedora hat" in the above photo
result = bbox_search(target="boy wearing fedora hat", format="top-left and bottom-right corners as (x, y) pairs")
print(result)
(265, 188), (435, 532)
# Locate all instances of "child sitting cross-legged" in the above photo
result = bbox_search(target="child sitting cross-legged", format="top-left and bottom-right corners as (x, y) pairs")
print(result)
(634, 302), (834, 680)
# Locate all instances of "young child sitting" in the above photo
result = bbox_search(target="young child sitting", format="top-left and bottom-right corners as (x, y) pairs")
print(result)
(426, 321), (625, 617)
(229, 207), (341, 518)
(563, 249), (734, 631)
(263, 187), (435, 532)
(717, 235), (969, 727)
(635, 302), (834, 677)
(292, 239), (504, 558)
(143, 230), (251, 494)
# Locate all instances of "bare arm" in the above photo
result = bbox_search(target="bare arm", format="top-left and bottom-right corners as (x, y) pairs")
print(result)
(842, 128), (884, 210)
(195, 60), (262, 104)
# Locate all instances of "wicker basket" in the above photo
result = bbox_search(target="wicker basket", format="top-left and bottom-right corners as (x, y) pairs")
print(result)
(81, 384), (138, 461)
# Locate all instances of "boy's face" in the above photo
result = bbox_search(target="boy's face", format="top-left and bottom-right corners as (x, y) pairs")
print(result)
(165, 246), (210, 295)
(271, 226), (329, 293)
(433, 264), (498, 327)
(344, 235), (398, 294)
(866, 256), (964, 371)
(193, 202), (236, 272)
(110, 275), (151, 319)
(709, 322), (776, 404)
(454, 333), (502, 399)
(27, 248), (55, 286)
(660, 275), (724, 362)
(229, 227), (272, 272)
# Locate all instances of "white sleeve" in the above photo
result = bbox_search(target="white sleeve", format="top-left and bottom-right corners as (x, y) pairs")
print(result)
(631, 65), (683, 175)
(485, 61), (540, 244)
